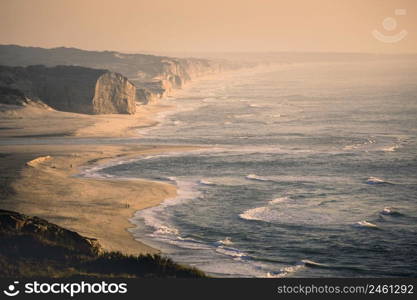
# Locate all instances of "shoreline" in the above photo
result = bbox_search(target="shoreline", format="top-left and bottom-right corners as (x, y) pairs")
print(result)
(0, 67), (254, 263)
(0, 98), (201, 256)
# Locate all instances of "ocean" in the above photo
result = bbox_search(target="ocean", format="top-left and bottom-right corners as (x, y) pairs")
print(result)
(89, 59), (417, 277)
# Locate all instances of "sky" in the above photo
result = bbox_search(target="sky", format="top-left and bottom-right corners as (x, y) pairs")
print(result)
(0, 0), (416, 54)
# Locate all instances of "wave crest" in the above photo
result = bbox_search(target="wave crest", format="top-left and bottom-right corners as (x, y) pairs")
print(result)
(268, 197), (289, 205)
(199, 179), (215, 186)
(355, 220), (378, 228)
(217, 237), (234, 246)
(216, 246), (249, 261)
(246, 174), (271, 182)
(239, 206), (270, 221)
(366, 177), (389, 184)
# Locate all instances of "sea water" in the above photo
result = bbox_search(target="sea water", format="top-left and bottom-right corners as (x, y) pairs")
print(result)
(92, 59), (417, 277)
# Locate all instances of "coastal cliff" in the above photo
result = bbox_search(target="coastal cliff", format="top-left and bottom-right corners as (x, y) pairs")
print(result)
(0, 45), (227, 105)
(0, 65), (136, 114)
(92, 72), (136, 114)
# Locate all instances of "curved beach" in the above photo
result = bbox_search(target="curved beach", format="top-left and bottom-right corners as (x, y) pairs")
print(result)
(0, 101), (196, 256)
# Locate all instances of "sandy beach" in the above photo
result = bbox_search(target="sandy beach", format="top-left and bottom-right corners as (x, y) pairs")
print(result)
(0, 101), (197, 256)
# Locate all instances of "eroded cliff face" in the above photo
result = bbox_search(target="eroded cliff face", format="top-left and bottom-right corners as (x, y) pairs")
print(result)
(0, 65), (136, 114)
(92, 72), (136, 114)
(135, 87), (159, 105)
(0, 45), (228, 106)
(132, 58), (223, 103)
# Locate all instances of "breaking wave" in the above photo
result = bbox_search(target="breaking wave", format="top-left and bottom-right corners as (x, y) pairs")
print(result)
(354, 220), (378, 228)
(366, 177), (392, 185)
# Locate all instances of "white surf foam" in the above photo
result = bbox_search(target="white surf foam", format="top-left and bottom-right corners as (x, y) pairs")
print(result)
(266, 263), (305, 278)
(266, 259), (328, 277)
(239, 195), (289, 222)
(215, 246), (249, 261)
(239, 206), (270, 222)
(153, 225), (180, 236)
(366, 177), (388, 184)
(233, 114), (255, 119)
(78, 155), (143, 180)
(381, 207), (393, 215)
(246, 173), (353, 184)
(301, 259), (329, 268)
(217, 237), (234, 246)
(199, 179), (215, 186)
(80, 170), (115, 179)
(355, 220), (378, 228)
(133, 177), (201, 246)
(246, 174), (271, 182)
(239, 197), (340, 226)
(343, 137), (406, 153)
(381, 144), (400, 152)
(380, 207), (402, 216)
(162, 236), (213, 251)
(343, 137), (376, 151)
(268, 197), (289, 205)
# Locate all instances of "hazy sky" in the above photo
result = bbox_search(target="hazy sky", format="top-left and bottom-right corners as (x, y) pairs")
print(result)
(1, 0), (416, 54)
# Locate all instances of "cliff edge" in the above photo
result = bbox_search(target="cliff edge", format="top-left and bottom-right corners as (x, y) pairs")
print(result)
(0, 65), (136, 114)
(0, 45), (230, 105)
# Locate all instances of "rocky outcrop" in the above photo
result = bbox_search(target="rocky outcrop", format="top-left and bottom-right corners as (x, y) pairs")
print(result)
(0, 209), (103, 256)
(135, 87), (159, 105)
(0, 209), (207, 278)
(131, 58), (223, 102)
(92, 72), (136, 114)
(0, 65), (136, 114)
(0, 45), (229, 105)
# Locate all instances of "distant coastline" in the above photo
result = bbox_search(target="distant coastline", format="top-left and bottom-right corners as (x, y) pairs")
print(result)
(0, 89), (210, 277)
(0, 45), (235, 277)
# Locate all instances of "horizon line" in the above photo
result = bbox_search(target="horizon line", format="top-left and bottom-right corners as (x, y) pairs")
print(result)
(2, 43), (417, 57)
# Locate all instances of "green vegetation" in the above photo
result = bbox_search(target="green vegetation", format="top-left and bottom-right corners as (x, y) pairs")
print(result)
(0, 251), (206, 278)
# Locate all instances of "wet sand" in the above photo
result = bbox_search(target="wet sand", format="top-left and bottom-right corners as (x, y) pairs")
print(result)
(0, 102), (196, 255)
